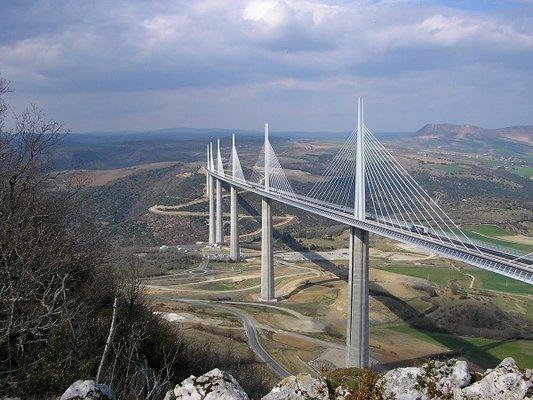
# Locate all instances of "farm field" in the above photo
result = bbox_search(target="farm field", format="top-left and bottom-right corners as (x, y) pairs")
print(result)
(387, 323), (533, 369)
(458, 224), (533, 253)
(377, 265), (469, 288)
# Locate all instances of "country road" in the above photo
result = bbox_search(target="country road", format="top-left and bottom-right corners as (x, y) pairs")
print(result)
(155, 297), (291, 378)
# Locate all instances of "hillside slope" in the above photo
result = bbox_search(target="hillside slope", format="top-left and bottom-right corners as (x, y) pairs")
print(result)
(416, 123), (533, 144)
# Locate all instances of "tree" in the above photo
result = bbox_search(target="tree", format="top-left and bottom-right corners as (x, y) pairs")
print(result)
(0, 74), (182, 399)
(0, 74), (113, 395)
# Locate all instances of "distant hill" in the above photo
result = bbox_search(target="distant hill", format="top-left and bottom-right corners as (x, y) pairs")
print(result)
(415, 123), (533, 145)
(70, 126), (410, 145)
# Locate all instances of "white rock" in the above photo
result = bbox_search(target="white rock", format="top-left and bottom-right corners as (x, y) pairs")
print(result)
(451, 361), (472, 388)
(262, 374), (329, 400)
(498, 357), (516, 369)
(333, 385), (352, 400)
(60, 380), (115, 400)
(168, 368), (249, 400)
(458, 358), (532, 400)
(380, 359), (473, 400)
(380, 366), (424, 400)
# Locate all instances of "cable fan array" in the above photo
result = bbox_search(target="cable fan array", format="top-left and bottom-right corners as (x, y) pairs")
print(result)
(306, 129), (358, 212)
(210, 125), (515, 257)
(305, 126), (479, 253)
(362, 125), (480, 253)
(247, 141), (297, 199)
(230, 144), (246, 182)
(217, 146), (225, 176)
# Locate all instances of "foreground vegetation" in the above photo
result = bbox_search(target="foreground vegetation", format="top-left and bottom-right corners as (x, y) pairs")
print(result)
(0, 76), (274, 399)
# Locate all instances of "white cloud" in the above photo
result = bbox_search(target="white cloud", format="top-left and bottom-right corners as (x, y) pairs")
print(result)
(0, 0), (531, 131)
(371, 13), (533, 50)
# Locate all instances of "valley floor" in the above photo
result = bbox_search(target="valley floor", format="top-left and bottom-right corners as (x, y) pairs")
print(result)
(141, 239), (533, 378)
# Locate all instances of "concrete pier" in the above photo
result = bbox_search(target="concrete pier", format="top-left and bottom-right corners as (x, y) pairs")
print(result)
(260, 197), (274, 301)
(208, 175), (215, 244)
(215, 179), (223, 244)
(230, 185), (239, 260)
(345, 226), (370, 368)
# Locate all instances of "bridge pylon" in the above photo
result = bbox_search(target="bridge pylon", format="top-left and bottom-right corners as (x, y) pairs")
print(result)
(346, 97), (370, 368)
(215, 139), (224, 244)
(208, 142), (215, 245)
(230, 134), (240, 260)
(261, 123), (275, 301)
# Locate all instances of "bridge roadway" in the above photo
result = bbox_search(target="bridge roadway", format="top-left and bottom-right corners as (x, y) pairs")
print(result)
(208, 170), (533, 285)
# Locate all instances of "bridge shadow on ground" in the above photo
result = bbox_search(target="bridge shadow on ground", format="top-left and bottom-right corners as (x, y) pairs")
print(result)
(370, 283), (503, 369)
(231, 186), (501, 368)
(276, 235), (502, 369)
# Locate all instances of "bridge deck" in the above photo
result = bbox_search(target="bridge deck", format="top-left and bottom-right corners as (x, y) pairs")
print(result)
(208, 170), (533, 285)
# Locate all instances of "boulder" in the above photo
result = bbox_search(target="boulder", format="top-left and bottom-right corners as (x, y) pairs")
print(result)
(380, 366), (424, 400)
(60, 380), (115, 400)
(380, 359), (473, 400)
(164, 368), (249, 400)
(262, 374), (329, 400)
(451, 361), (471, 388)
(458, 357), (532, 400)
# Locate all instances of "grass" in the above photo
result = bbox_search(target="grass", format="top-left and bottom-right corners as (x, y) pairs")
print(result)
(464, 224), (513, 237)
(389, 323), (533, 369)
(435, 164), (461, 173)
(379, 265), (470, 288)
(378, 262), (532, 296)
(508, 166), (533, 179)
(456, 224), (533, 253)
(466, 268), (533, 296)
(491, 296), (533, 321)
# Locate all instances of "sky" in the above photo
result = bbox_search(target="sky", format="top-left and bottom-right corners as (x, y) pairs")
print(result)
(0, 0), (532, 133)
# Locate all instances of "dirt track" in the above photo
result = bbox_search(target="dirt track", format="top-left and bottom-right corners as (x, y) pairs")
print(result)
(148, 190), (297, 240)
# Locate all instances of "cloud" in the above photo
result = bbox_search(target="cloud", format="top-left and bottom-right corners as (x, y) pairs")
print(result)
(0, 0), (531, 131)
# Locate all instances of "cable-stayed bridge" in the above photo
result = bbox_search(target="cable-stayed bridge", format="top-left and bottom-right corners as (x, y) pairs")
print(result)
(204, 99), (532, 369)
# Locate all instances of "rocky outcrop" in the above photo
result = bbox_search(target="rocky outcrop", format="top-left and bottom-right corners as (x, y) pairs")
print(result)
(262, 374), (329, 400)
(460, 358), (532, 400)
(60, 358), (532, 400)
(164, 368), (249, 400)
(379, 357), (532, 400)
(60, 380), (115, 400)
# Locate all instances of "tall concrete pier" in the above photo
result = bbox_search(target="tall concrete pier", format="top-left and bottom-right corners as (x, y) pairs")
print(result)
(207, 143), (215, 244)
(346, 227), (369, 367)
(215, 179), (223, 243)
(346, 97), (370, 368)
(261, 123), (275, 301)
(230, 134), (240, 260)
(261, 197), (274, 300)
(215, 139), (224, 244)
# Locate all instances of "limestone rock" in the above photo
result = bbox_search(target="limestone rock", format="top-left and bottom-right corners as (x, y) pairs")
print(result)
(380, 359), (473, 400)
(262, 374), (329, 400)
(165, 368), (249, 400)
(380, 366), (424, 400)
(60, 380), (115, 400)
(451, 361), (471, 388)
(333, 385), (352, 400)
(458, 357), (532, 400)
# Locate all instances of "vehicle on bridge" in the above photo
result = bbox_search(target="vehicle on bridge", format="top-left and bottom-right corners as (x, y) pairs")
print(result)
(410, 224), (429, 235)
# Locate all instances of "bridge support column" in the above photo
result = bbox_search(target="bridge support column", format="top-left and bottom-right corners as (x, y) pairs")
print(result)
(230, 185), (240, 260)
(208, 175), (215, 244)
(215, 179), (223, 244)
(346, 226), (369, 368)
(260, 197), (274, 301)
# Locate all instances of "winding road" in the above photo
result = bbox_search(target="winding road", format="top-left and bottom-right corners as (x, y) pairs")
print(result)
(156, 297), (291, 378)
